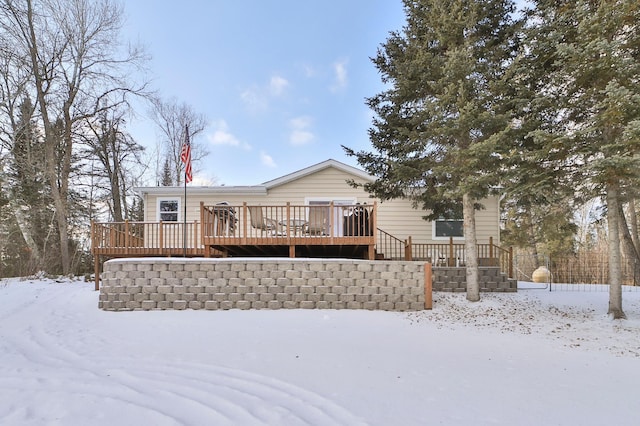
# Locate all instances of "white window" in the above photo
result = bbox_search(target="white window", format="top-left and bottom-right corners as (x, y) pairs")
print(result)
(433, 219), (464, 239)
(157, 198), (180, 222)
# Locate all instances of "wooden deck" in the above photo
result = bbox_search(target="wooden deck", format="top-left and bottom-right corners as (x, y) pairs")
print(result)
(199, 202), (376, 259)
(91, 202), (378, 260)
(91, 221), (206, 257)
(91, 202), (513, 289)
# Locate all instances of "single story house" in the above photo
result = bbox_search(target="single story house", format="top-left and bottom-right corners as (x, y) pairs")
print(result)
(96, 159), (500, 258)
(91, 159), (512, 291)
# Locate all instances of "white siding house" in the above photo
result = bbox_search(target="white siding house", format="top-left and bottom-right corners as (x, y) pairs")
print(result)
(135, 159), (501, 245)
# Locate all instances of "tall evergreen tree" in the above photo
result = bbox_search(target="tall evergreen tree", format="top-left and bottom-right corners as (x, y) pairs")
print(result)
(161, 156), (173, 186)
(5, 97), (55, 274)
(521, 0), (640, 318)
(344, 0), (520, 301)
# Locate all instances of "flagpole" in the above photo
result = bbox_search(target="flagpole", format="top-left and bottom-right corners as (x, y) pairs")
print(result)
(183, 163), (187, 258)
(182, 125), (189, 258)
(180, 124), (192, 258)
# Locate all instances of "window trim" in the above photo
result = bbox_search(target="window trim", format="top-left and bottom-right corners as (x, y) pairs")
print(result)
(157, 197), (181, 222)
(303, 197), (357, 205)
(432, 219), (464, 240)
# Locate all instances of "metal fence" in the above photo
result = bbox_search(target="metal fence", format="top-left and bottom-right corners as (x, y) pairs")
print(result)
(514, 252), (640, 292)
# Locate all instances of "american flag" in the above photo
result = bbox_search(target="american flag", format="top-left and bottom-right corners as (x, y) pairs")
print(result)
(180, 125), (192, 183)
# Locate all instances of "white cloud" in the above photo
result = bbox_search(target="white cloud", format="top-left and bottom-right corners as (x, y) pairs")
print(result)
(330, 59), (348, 92)
(289, 116), (314, 146)
(290, 116), (312, 129)
(260, 151), (277, 168)
(241, 74), (289, 112)
(207, 120), (251, 150)
(301, 63), (316, 78)
(290, 130), (314, 146)
(240, 88), (268, 113)
(269, 75), (289, 96)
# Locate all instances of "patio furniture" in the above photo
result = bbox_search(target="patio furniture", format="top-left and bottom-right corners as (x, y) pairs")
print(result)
(280, 218), (308, 236)
(343, 203), (371, 236)
(212, 202), (237, 236)
(248, 206), (284, 235)
(305, 207), (328, 235)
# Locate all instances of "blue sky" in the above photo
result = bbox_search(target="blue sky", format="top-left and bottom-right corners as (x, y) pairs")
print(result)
(122, 0), (407, 186)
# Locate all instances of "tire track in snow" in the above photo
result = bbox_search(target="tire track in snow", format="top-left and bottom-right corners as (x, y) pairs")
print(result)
(0, 281), (366, 425)
(0, 353), (366, 425)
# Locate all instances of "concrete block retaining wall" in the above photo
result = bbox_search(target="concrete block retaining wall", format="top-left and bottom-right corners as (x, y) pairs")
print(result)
(433, 267), (517, 292)
(99, 258), (427, 312)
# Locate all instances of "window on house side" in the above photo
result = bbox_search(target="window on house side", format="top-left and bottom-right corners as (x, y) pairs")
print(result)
(158, 199), (179, 222)
(434, 219), (464, 238)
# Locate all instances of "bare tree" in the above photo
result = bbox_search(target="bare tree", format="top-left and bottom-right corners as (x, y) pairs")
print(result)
(149, 96), (208, 185)
(83, 108), (145, 222)
(1, 0), (148, 274)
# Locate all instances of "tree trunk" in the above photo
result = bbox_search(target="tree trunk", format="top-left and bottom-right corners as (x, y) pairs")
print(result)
(617, 203), (640, 278)
(463, 193), (480, 302)
(627, 200), (640, 285)
(45, 135), (72, 275)
(9, 201), (41, 269)
(626, 200), (640, 254)
(25, 0), (70, 274)
(606, 184), (626, 319)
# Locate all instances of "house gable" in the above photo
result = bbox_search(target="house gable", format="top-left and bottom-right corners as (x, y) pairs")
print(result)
(262, 159), (373, 190)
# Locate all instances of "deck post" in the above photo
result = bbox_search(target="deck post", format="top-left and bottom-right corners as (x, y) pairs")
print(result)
(329, 201), (334, 244)
(159, 221), (164, 255)
(124, 220), (130, 254)
(286, 202), (292, 242)
(289, 245), (296, 258)
(109, 223), (115, 248)
(489, 236), (494, 262)
(449, 237), (455, 267)
(368, 244), (375, 260)
(424, 262), (433, 309)
(192, 220), (198, 254)
(200, 202), (205, 246)
(372, 202), (377, 228)
(509, 246), (514, 278)
(242, 202), (248, 244)
(405, 236), (412, 261)
(94, 254), (100, 291)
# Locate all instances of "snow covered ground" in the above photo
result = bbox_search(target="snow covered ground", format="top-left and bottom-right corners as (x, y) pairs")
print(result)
(1, 276), (639, 425)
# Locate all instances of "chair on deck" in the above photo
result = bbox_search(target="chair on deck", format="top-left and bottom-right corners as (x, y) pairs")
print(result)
(305, 207), (328, 235)
(436, 252), (448, 267)
(212, 202), (237, 236)
(248, 206), (283, 235)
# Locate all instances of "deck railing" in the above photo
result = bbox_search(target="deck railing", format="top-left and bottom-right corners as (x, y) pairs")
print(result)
(407, 236), (513, 278)
(91, 209), (512, 278)
(91, 220), (202, 255)
(200, 202), (377, 245)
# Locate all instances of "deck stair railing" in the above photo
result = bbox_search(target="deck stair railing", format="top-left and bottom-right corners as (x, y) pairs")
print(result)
(375, 228), (405, 260)
(404, 236), (513, 278)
